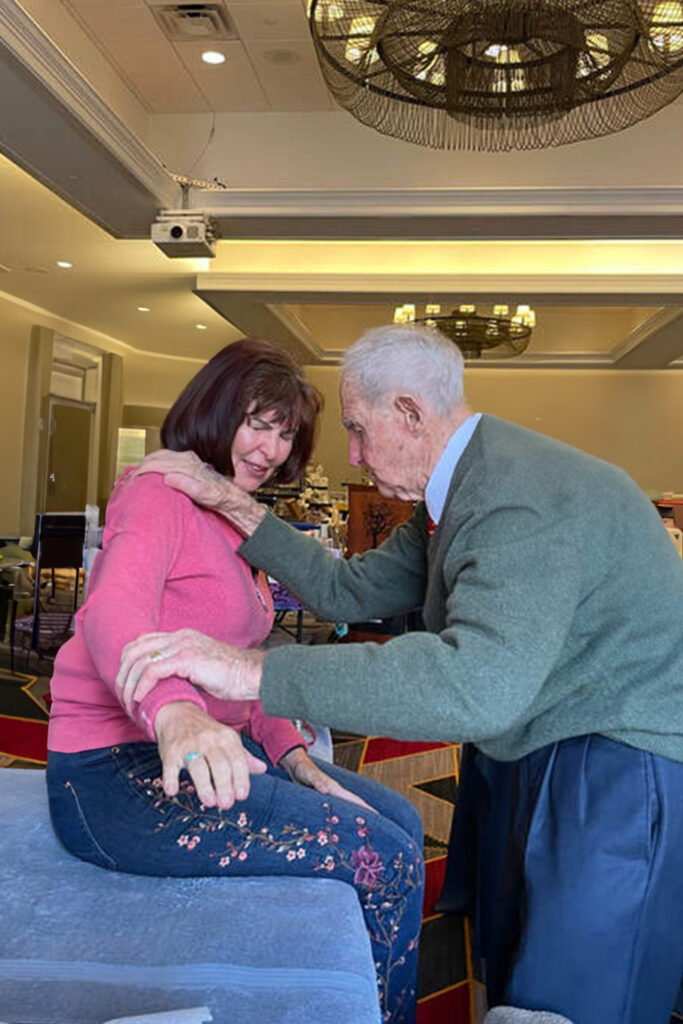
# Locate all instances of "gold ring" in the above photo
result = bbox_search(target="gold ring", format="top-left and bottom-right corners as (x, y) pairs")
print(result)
(149, 650), (166, 662)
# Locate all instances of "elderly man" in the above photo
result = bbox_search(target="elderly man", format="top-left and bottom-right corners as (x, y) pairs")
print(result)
(117, 324), (683, 1024)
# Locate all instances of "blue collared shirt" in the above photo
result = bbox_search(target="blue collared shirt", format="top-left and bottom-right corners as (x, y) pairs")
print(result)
(425, 413), (482, 525)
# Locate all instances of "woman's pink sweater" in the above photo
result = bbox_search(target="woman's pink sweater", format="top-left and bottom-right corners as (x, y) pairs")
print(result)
(47, 471), (302, 765)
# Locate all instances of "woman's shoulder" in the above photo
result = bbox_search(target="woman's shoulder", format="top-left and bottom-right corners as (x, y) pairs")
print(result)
(106, 468), (191, 525)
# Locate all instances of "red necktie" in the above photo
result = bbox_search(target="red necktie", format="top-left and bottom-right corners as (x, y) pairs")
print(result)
(427, 516), (436, 537)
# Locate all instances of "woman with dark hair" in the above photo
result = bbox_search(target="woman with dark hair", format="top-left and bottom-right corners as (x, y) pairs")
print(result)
(46, 338), (424, 1024)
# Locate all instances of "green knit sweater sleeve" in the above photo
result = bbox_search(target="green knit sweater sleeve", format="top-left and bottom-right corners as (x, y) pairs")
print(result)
(240, 508), (428, 623)
(257, 502), (585, 747)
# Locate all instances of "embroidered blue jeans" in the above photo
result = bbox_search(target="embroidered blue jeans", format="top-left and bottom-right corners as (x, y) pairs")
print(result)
(47, 737), (424, 1024)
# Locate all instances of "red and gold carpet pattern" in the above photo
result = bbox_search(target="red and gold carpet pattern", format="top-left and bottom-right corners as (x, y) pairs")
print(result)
(0, 667), (49, 765)
(332, 732), (487, 1024)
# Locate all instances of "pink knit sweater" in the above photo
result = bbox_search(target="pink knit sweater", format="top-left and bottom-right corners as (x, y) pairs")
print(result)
(47, 471), (302, 765)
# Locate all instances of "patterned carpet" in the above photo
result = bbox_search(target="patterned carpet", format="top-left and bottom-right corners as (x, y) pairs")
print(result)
(332, 731), (486, 1024)
(0, 665), (49, 766)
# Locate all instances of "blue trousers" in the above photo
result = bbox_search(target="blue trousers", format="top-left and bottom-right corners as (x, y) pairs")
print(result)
(439, 735), (683, 1024)
(47, 737), (424, 1024)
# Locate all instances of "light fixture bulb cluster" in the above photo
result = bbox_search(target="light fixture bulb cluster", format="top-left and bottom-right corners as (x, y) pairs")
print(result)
(394, 302), (536, 328)
(393, 301), (536, 359)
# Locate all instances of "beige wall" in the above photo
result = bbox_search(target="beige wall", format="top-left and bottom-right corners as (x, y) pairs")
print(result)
(465, 369), (683, 498)
(306, 364), (683, 499)
(0, 298), (31, 535)
(122, 351), (201, 409)
(306, 366), (364, 496)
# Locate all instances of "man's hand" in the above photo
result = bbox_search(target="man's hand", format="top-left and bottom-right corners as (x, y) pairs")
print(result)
(133, 449), (266, 536)
(115, 629), (265, 715)
(154, 701), (266, 808)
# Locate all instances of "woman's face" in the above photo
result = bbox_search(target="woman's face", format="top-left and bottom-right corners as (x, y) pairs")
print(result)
(231, 407), (296, 492)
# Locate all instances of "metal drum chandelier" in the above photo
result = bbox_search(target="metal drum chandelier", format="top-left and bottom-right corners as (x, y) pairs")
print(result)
(308, 0), (683, 150)
(396, 302), (536, 358)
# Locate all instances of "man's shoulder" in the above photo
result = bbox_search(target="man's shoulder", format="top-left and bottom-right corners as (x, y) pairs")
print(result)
(450, 414), (640, 519)
(473, 415), (631, 485)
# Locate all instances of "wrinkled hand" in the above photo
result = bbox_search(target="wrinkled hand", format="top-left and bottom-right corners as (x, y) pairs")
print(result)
(115, 629), (265, 715)
(280, 747), (374, 811)
(133, 449), (265, 536)
(155, 701), (266, 809)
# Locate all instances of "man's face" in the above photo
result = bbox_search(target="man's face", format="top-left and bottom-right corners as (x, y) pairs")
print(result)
(341, 380), (423, 502)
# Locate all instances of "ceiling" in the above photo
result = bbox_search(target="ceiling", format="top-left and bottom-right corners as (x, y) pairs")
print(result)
(0, 0), (682, 372)
(62, 0), (333, 114)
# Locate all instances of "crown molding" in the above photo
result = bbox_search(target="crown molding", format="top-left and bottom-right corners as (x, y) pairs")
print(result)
(265, 304), (334, 363)
(193, 187), (683, 240)
(0, 0), (178, 212)
(196, 187), (683, 217)
(197, 272), (683, 303)
(612, 308), (683, 368)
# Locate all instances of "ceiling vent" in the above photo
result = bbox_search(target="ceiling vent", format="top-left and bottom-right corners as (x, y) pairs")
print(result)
(149, 3), (236, 42)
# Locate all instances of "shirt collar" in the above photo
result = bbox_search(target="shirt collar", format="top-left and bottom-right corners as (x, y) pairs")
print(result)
(425, 413), (481, 524)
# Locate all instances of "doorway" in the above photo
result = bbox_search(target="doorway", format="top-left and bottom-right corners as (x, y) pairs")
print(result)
(45, 398), (94, 512)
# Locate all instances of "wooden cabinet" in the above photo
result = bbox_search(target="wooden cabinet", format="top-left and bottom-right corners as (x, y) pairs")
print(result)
(346, 484), (414, 556)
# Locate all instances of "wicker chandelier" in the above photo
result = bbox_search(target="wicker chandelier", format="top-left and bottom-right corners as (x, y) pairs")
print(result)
(397, 302), (536, 357)
(308, 0), (683, 150)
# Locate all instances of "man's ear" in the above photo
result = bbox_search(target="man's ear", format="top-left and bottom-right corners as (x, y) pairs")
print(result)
(394, 395), (424, 433)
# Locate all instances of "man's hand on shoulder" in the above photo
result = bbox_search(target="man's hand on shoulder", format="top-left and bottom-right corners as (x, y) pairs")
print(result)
(133, 449), (266, 536)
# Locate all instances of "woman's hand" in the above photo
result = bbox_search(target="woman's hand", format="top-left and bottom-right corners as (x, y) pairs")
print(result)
(280, 747), (374, 811)
(115, 629), (265, 715)
(154, 701), (266, 809)
(133, 449), (266, 536)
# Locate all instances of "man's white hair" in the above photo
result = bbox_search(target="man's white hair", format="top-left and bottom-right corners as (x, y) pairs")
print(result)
(342, 323), (466, 417)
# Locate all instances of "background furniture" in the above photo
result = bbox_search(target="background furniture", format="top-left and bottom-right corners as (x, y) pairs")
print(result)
(0, 769), (381, 1024)
(346, 483), (413, 556)
(10, 512), (85, 671)
(344, 484), (424, 639)
(654, 499), (683, 531)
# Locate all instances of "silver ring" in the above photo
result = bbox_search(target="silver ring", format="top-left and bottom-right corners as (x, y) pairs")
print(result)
(183, 751), (202, 766)
(148, 649), (166, 663)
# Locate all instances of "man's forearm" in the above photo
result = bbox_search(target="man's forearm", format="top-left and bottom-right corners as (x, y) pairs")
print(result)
(217, 486), (267, 537)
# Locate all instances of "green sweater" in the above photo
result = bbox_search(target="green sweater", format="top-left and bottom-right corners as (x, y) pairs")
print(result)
(241, 415), (683, 763)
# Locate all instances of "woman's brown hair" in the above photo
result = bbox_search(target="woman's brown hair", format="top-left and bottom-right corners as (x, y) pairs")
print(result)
(161, 338), (322, 484)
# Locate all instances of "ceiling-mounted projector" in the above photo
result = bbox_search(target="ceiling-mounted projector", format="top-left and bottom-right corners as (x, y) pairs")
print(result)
(151, 211), (219, 258)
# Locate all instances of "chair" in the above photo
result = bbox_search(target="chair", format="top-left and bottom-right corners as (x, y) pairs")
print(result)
(10, 512), (86, 672)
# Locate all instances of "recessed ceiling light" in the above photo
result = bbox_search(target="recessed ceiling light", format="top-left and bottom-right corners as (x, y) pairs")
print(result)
(202, 50), (226, 65)
(56, 260), (73, 269)
(137, 306), (151, 312)
(196, 324), (208, 330)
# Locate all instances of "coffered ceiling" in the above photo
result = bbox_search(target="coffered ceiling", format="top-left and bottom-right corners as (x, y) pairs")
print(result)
(0, 0), (681, 371)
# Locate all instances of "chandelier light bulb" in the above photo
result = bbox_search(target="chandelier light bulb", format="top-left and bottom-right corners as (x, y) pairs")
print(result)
(393, 304), (416, 323)
(650, 1), (683, 56)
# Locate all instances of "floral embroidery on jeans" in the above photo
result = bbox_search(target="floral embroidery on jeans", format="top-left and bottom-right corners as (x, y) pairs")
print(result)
(134, 773), (422, 1023)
